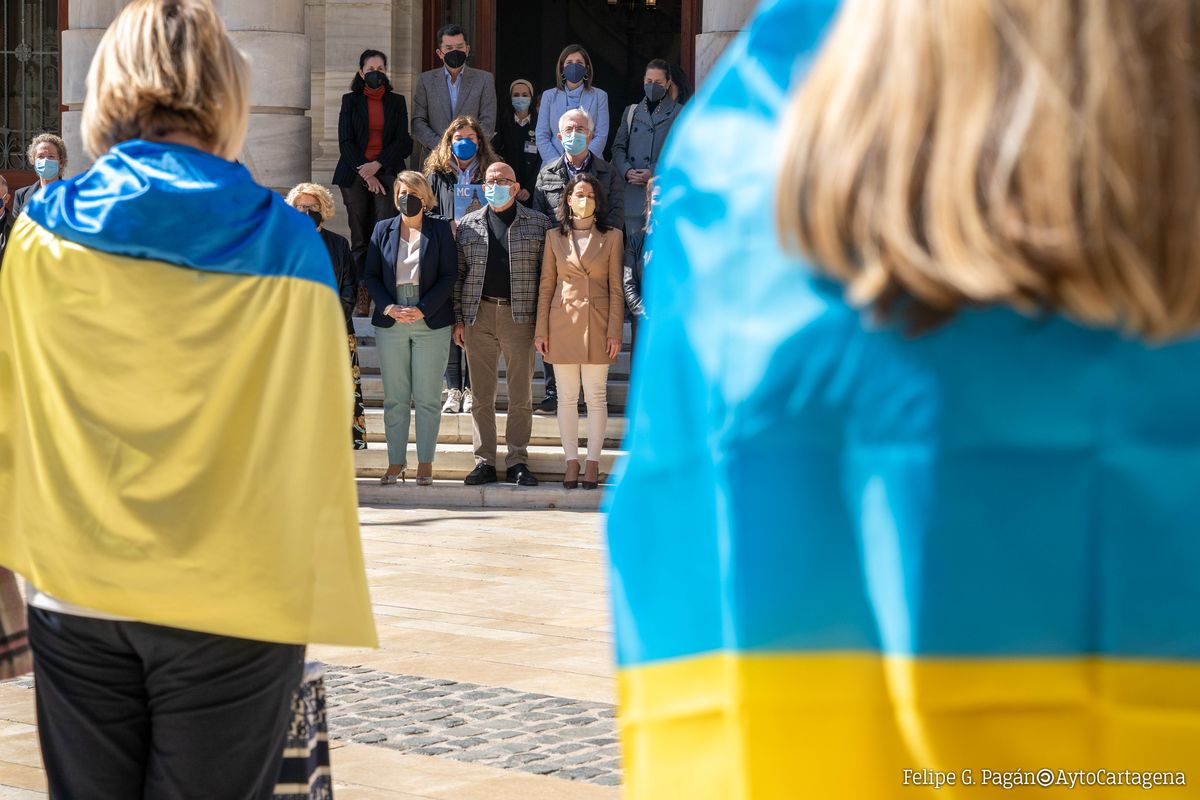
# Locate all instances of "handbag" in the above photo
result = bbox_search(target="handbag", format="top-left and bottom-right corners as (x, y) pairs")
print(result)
(273, 662), (333, 799)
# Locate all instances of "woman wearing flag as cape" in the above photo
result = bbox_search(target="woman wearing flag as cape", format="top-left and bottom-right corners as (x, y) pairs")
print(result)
(609, 0), (1200, 797)
(0, 0), (375, 796)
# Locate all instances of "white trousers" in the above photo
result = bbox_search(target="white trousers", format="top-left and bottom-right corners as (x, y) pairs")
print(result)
(554, 363), (609, 463)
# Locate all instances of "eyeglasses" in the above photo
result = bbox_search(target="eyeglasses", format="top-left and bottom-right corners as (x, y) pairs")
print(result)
(560, 125), (589, 135)
(295, 204), (320, 213)
(483, 179), (515, 187)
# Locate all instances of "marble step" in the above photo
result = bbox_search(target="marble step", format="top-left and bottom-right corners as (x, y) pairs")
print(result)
(361, 377), (630, 412)
(356, 478), (606, 511)
(357, 346), (633, 380)
(354, 442), (624, 480)
(364, 408), (626, 448)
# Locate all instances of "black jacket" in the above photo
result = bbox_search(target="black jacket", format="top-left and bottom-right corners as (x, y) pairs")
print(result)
(0, 209), (11, 268)
(532, 154), (625, 233)
(623, 228), (646, 318)
(319, 228), (357, 330)
(11, 183), (40, 220)
(363, 214), (457, 330)
(426, 166), (486, 221)
(492, 114), (540, 205)
(333, 90), (414, 187)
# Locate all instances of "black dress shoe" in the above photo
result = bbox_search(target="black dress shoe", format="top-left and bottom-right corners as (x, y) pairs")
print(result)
(506, 464), (539, 486)
(534, 395), (558, 415)
(464, 463), (498, 485)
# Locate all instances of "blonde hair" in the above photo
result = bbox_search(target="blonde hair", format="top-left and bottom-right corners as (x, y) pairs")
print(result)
(778, 0), (1200, 338)
(393, 170), (436, 211)
(422, 116), (499, 178)
(285, 183), (336, 221)
(27, 133), (67, 169)
(82, 0), (249, 160)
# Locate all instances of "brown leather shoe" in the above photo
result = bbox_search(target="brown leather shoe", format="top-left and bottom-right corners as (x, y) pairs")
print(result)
(562, 459), (580, 489)
(581, 460), (600, 490)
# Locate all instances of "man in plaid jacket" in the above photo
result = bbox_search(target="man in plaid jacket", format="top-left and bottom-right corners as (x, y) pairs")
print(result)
(453, 161), (554, 486)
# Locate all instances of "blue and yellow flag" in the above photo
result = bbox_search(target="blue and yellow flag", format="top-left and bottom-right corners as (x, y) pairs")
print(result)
(0, 140), (376, 648)
(607, 1), (1200, 797)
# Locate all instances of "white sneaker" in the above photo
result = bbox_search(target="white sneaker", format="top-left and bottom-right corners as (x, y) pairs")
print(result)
(442, 388), (463, 413)
(461, 389), (474, 413)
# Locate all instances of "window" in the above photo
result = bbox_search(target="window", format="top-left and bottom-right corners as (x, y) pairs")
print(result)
(2, 0), (62, 171)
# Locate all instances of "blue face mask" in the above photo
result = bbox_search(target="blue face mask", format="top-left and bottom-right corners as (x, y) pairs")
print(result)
(34, 158), (60, 180)
(563, 62), (588, 85)
(512, 96), (532, 113)
(451, 138), (478, 161)
(561, 130), (589, 157)
(484, 183), (512, 208)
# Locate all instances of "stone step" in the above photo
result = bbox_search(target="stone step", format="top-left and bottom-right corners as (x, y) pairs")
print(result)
(364, 408), (627, 448)
(356, 478), (606, 511)
(361, 377), (630, 412)
(353, 317), (635, 342)
(354, 442), (624, 480)
(356, 346), (634, 380)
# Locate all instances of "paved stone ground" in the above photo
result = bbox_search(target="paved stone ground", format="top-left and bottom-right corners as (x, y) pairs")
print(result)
(325, 666), (622, 786)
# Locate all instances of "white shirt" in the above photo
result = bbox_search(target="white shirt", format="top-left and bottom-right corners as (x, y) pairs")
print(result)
(396, 233), (421, 285)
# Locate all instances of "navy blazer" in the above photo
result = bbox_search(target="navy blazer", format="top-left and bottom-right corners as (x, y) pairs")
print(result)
(332, 90), (414, 187)
(364, 213), (457, 330)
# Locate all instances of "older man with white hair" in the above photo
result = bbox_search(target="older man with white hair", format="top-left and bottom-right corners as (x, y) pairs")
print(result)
(531, 106), (625, 413)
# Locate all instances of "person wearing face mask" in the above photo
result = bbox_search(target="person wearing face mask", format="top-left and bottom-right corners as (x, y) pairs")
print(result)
(612, 59), (680, 236)
(12, 133), (67, 220)
(535, 173), (623, 491)
(334, 48), (414, 317)
(535, 44), (610, 165)
(492, 79), (541, 207)
(452, 161), (554, 488)
(532, 107), (625, 414)
(364, 172), (457, 486)
(412, 24), (498, 169)
(286, 183), (366, 451)
(424, 117), (501, 413)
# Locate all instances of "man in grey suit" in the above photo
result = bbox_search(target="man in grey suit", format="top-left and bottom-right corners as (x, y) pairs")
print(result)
(411, 24), (498, 158)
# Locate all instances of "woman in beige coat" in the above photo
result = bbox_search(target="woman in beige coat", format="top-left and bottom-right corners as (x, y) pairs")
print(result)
(535, 173), (624, 489)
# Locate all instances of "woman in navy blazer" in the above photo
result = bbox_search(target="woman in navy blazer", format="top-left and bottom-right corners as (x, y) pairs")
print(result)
(364, 171), (456, 486)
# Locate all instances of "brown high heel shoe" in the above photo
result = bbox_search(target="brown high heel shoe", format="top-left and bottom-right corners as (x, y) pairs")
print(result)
(581, 460), (601, 490)
(415, 462), (434, 486)
(563, 459), (581, 489)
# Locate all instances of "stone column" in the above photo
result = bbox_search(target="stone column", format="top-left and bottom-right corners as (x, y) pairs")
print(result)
(61, 0), (311, 194)
(696, 0), (756, 87)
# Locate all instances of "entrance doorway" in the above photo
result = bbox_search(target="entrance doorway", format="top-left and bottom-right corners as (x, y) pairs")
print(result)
(424, 0), (697, 155)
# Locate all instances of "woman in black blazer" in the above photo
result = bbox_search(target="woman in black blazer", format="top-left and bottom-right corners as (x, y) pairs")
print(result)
(334, 48), (414, 314)
(364, 171), (456, 486)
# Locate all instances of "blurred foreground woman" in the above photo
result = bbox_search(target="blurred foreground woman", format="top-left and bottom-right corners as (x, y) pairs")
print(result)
(608, 1), (1200, 797)
(0, 1), (375, 797)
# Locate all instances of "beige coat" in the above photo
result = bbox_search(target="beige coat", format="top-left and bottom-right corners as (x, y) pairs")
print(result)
(536, 226), (625, 365)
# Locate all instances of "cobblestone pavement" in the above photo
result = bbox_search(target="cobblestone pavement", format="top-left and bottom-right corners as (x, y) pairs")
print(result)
(325, 665), (622, 786)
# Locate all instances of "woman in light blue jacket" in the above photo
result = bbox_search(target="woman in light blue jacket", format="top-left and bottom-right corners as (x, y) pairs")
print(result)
(535, 44), (608, 165)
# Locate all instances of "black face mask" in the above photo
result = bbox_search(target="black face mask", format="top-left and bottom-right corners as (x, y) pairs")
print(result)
(306, 209), (323, 228)
(442, 50), (468, 69)
(398, 194), (423, 217)
(363, 70), (386, 90)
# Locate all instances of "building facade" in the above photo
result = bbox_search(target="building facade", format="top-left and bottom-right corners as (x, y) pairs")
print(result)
(3, 0), (755, 228)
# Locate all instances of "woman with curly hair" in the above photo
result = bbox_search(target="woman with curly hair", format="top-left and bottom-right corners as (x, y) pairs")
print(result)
(286, 182), (368, 450)
(424, 115), (499, 412)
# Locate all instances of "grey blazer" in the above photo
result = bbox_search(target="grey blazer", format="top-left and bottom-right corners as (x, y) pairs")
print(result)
(411, 66), (498, 151)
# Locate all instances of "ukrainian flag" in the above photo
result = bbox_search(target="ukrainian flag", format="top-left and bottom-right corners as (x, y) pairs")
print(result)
(0, 140), (376, 648)
(607, 1), (1200, 796)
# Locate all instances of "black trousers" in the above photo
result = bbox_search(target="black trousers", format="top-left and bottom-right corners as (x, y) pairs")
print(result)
(446, 341), (471, 391)
(28, 607), (304, 800)
(341, 174), (398, 284)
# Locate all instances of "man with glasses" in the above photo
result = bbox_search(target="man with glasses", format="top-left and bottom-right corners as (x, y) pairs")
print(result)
(531, 107), (625, 413)
(453, 162), (554, 487)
